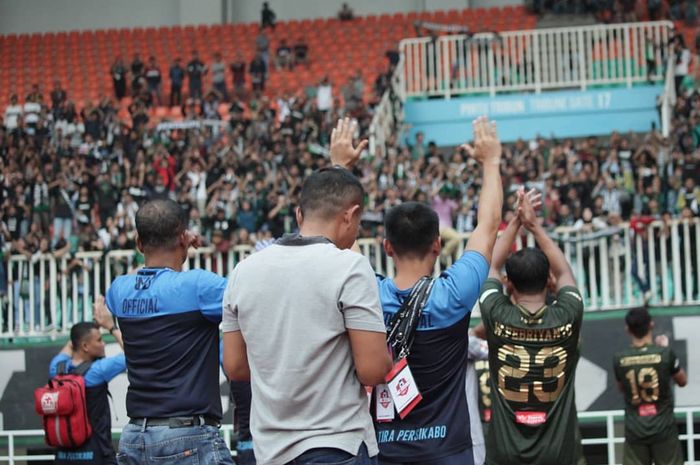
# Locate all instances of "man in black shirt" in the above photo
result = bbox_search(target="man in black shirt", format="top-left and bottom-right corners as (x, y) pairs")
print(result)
(250, 54), (267, 92)
(131, 53), (144, 79)
(111, 57), (127, 100)
(261, 2), (276, 29)
(169, 58), (185, 107)
(230, 53), (246, 95)
(50, 80), (67, 115)
(187, 50), (207, 100)
(145, 56), (162, 106)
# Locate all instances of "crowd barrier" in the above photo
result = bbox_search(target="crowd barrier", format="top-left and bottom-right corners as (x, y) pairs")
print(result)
(0, 407), (698, 464)
(1, 218), (699, 339)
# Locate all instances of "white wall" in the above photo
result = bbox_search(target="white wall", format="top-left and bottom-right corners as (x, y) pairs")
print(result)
(0, 0), (220, 34)
(0, 0), (523, 35)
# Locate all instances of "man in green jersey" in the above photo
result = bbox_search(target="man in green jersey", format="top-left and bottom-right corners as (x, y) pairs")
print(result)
(477, 189), (585, 465)
(614, 307), (687, 465)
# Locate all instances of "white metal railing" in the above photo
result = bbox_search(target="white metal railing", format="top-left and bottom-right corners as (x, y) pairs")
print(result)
(400, 21), (674, 98)
(369, 54), (405, 158)
(1, 218), (699, 339)
(1, 407), (698, 464)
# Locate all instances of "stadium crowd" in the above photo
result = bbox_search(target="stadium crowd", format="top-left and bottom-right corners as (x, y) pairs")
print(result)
(2, 72), (699, 257)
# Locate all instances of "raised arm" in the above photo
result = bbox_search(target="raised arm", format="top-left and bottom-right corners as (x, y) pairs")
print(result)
(329, 117), (367, 170)
(465, 116), (503, 262)
(93, 295), (124, 350)
(518, 192), (575, 290)
(489, 215), (520, 279)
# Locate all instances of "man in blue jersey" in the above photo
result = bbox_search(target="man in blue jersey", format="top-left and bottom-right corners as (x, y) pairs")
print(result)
(106, 199), (234, 464)
(374, 116), (503, 465)
(49, 297), (126, 465)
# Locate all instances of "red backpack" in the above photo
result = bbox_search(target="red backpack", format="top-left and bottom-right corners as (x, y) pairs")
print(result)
(34, 361), (93, 448)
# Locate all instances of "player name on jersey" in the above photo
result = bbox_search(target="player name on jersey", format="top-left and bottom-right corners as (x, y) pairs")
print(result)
(493, 322), (574, 343)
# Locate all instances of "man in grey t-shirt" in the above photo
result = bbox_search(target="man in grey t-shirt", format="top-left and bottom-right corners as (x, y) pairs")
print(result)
(222, 119), (392, 465)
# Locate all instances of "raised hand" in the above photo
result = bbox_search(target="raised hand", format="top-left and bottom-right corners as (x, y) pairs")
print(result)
(184, 230), (203, 250)
(330, 117), (368, 170)
(461, 116), (501, 168)
(93, 295), (115, 330)
(517, 187), (540, 230)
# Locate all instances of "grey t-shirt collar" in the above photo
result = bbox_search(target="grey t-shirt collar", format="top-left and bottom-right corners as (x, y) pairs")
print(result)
(275, 233), (333, 247)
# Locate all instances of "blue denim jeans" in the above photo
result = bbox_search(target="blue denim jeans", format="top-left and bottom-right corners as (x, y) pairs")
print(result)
(285, 443), (375, 465)
(117, 423), (234, 465)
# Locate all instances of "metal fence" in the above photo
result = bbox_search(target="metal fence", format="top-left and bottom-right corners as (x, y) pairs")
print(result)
(1, 217), (699, 339)
(400, 21), (674, 98)
(1, 407), (699, 464)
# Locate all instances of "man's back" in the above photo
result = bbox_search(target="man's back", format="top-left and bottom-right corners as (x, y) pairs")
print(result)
(614, 344), (680, 444)
(49, 354), (126, 464)
(107, 267), (225, 419)
(479, 279), (584, 465)
(374, 250), (488, 462)
(222, 238), (385, 465)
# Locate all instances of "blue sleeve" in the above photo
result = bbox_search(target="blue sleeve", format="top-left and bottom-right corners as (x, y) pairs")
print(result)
(196, 270), (228, 323)
(84, 354), (127, 387)
(219, 340), (224, 368)
(106, 285), (118, 316)
(431, 250), (489, 323)
(49, 353), (71, 378)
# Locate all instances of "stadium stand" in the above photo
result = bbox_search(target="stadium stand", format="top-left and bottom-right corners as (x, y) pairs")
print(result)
(0, 5), (537, 116)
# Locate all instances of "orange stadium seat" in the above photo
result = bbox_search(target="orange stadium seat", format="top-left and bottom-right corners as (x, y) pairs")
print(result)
(0, 5), (536, 114)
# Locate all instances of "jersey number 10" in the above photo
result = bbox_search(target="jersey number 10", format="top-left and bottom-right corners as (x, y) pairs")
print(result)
(497, 344), (568, 403)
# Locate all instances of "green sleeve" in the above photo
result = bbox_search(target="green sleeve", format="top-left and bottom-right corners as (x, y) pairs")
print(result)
(478, 278), (509, 329)
(668, 348), (681, 375)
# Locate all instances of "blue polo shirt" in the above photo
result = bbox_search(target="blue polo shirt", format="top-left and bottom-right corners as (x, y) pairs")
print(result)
(49, 353), (126, 387)
(106, 267), (226, 419)
(374, 250), (488, 462)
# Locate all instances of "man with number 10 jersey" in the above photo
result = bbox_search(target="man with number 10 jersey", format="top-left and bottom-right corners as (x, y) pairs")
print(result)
(477, 188), (585, 465)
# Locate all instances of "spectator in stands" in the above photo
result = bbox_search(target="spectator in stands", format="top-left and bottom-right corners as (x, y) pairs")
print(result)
(276, 39), (293, 70)
(50, 80), (67, 113)
(673, 35), (691, 96)
(111, 56), (128, 100)
(3, 94), (22, 131)
(187, 50), (207, 100)
(255, 29), (271, 71)
(50, 174), (75, 247)
(49, 302), (125, 465)
(131, 53), (144, 80)
(294, 36), (310, 67)
(23, 90), (41, 132)
(211, 52), (228, 102)
(145, 56), (162, 106)
(338, 3), (354, 21)
(317, 76), (333, 113)
(249, 53), (267, 93)
(169, 57), (185, 107)
(230, 52), (246, 95)
(261, 2), (276, 29)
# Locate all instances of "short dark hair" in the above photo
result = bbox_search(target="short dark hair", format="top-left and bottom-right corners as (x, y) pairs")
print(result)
(70, 322), (99, 350)
(626, 307), (652, 338)
(135, 199), (188, 249)
(299, 168), (364, 220)
(505, 247), (550, 294)
(384, 202), (439, 257)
